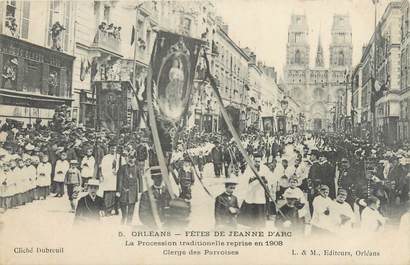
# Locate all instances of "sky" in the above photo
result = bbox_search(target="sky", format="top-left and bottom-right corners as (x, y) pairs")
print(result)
(215, 0), (395, 79)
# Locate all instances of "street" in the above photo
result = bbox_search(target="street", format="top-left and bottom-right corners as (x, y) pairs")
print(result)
(0, 145), (299, 233)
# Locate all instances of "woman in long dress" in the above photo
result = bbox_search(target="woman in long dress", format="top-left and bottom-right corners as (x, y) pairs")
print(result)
(163, 58), (185, 120)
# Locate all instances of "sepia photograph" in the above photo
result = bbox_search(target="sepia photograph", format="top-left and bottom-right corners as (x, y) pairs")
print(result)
(0, 0), (409, 264)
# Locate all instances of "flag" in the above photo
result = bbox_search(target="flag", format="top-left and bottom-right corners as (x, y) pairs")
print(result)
(95, 81), (128, 132)
(79, 58), (85, 81)
(145, 31), (205, 201)
(131, 25), (135, 46)
(80, 58), (92, 81)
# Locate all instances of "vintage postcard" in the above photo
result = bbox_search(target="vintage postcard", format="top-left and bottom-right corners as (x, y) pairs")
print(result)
(0, 0), (409, 264)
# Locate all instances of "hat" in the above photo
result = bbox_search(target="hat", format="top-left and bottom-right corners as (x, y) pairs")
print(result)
(310, 150), (320, 157)
(55, 146), (65, 154)
(70, 160), (78, 164)
(319, 185), (329, 191)
(25, 143), (35, 151)
(151, 171), (162, 178)
(283, 188), (299, 199)
(87, 179), (100, 187)
(224, 178), (239, 185)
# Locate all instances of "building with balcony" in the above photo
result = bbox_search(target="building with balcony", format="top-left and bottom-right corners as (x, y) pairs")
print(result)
(351, 62), (363, 137)
(400, 0), (410, 142)
(373, 2), (401, 146)
(0, 0), (75, 124)
(212, 22), (250, 134)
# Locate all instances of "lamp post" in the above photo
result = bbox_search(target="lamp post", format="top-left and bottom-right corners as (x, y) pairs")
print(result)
(344, 69), (350, 132)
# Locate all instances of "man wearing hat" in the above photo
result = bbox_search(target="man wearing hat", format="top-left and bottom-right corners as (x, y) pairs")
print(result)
(307, 149), (321, 214)
(387, 155), (406, 206)
(275, 188), (305, 233)
(177, 153), (195, 201)
(135, 137), (148, 178)
(65, 160), (81, 212)
(138, 172), (171, 229)
(74, 179), (105, 224)
(117, 154), (142, 225)
(214, 178), (239, 229)
(318, 151), (336, 199)
(211, 141), (223, 178)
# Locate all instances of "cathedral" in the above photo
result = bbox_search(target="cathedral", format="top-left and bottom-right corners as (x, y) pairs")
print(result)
(283, 14), (353, 131)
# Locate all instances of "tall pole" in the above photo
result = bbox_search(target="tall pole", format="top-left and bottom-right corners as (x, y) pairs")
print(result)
(132, 6), (140, 91)
(372, 0), (378, 143)
(351, 73), (355, 136)
(345, 72), (348, 132)
(132, 4), (141, 128)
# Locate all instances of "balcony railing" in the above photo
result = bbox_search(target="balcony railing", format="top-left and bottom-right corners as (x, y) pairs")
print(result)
(92, 29), (121, 55)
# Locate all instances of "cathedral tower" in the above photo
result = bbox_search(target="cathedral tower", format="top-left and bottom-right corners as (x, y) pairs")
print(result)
(286, 14), (310, 68)
(329, 14), (352, 70)
(315, 34), (324, 68)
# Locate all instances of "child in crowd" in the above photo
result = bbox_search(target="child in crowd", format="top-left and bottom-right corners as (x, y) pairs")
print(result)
(81, 147), (95, 188)
(37, 154), (52, 199)
(54, 151), (69, 197)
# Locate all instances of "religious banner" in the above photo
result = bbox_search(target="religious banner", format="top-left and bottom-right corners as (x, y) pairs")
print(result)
(145, 31), (204, 203)
(149, 31), (204, 153)
(95, 81), (127, 132)
(262, 116), (274, 135)
(277, 115), (286, 135)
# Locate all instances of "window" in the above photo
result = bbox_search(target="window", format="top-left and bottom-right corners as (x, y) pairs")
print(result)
(295, 50), (301, 64)
(103, 5), (110, 22)
(338, 51), (344, 65)
(48, 1), (71, 51)
(6, 0), (17, 17)
(21, 1), (30, 39)
(23, 60), (42, 94)
(182, 17), (191, 35)
(4, 1), (30, 39)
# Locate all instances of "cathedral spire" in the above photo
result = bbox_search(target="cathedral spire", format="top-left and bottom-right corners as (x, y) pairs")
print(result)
(315, 33), (324, 67)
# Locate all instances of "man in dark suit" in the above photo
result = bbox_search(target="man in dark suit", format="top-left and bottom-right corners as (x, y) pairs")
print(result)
(307, 150), (321, 214)
(74, 179), (105, 225)
(138, 172), (171, 229)
(211, 141), (223, 178)
(214, 178), (239, 229)
(117, 154), (143, 225)
(318, 152), (336, 199)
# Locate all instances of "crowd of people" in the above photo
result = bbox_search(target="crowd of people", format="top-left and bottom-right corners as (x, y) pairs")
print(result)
(211, 132), (410, 236)
(0, 105), (409, 236)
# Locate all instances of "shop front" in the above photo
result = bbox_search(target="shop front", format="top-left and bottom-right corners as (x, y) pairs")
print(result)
(0, 34), (74, 124)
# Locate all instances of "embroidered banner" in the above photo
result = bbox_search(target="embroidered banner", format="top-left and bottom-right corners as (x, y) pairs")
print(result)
(146, 31), (204, 199)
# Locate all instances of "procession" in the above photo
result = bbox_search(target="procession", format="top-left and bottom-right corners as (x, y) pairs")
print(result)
(1, 0), (410, 244)
(0, 105), (409, 237)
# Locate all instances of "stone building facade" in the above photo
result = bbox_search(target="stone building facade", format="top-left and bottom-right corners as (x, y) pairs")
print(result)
(284, 14), (353, 132)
